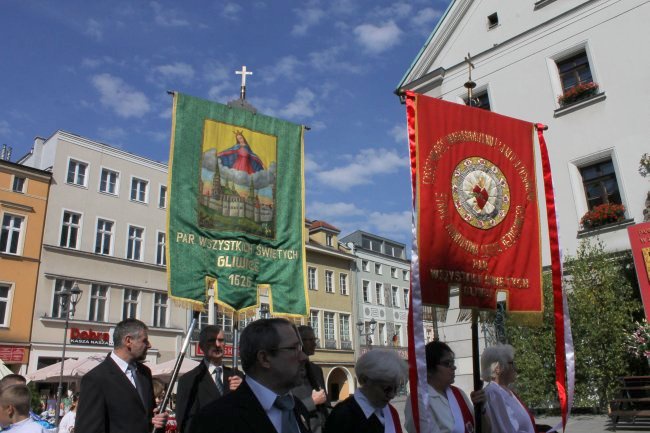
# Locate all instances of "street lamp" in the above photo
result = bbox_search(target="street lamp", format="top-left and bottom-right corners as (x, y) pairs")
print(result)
(356, 318), (377, 348)
(55, 283), (82, 433)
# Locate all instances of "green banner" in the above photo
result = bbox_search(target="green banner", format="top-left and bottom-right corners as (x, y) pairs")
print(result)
(167, 93), (308, 316)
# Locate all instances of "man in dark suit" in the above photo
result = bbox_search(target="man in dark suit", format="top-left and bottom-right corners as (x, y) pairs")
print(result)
(291, 326), (330, 433)
(189, 318), (311, 433)
(176, 325), (243, 432)
(76, 318), (167, 433)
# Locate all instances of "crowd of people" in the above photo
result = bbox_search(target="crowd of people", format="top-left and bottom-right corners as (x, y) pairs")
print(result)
(0, 317), (549, 433)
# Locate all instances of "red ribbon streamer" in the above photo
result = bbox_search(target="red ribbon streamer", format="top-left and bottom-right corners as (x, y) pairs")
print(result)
(536, 124), (567, 429)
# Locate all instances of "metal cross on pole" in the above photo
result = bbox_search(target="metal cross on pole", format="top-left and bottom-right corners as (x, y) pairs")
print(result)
(464, 53), (477, 106)
(235, 66), (253, 100)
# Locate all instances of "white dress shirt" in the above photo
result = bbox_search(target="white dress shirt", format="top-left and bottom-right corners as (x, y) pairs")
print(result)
(110, 352), (137, 388)
(405, 384), (473, 433)
(4, 418), (45, 433)
(484, 381), (535, 433)
(353, 390), (396, 433)
(204, 359), (223, 386)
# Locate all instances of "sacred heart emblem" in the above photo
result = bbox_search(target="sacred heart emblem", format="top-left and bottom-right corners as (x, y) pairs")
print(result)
(452, 157), (510, 230)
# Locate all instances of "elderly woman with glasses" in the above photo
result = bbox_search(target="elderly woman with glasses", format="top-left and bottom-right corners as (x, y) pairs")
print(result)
(324, 349), (408, 433)
(481, 344), (550, 433)
(405, 341), (488, 433)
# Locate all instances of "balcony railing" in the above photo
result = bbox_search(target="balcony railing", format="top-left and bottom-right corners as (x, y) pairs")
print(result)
(340, 340), (352, 350)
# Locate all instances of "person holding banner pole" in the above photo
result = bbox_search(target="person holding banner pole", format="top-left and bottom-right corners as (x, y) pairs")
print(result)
(404, 341), (490, 433)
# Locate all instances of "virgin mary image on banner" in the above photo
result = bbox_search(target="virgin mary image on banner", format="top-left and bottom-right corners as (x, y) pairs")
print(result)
(199, 121), (277, 238)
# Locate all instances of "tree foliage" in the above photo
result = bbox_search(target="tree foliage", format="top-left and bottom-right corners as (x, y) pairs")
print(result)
(505, 238), (643, 410)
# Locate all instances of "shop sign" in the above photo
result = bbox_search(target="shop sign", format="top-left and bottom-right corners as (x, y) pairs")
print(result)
(0, 346), (27, 364)
(70, 327), (111, 346)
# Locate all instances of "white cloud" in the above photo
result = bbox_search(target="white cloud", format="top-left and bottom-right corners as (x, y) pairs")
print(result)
(292, 7), (325, 36)
(390, 124), (406, 143)
(304, 153), (319, 173)
(154, 62), (195, 83)
(159, 106), (172, 119)
(368, 210), (412, 238)
(354, 21), (402, 54)
(316, 148), (408, 190)
(97, 126), (127, 144)
(85, 19), (103, 41)
(308, 201), (364, 220)
(150, 1), (189, 27)
(207, 82), (237, 103)
(262, 56), (303, 84)
(373, 3), (412, 19)
(279, 88), (317, 119)
(0, 120), (10, 135)
(81, 56), (118, 69)
(203, 60), (231, 83)
(221, 3), (242, 20)
(91, 73), (151, 118)
(308, 46), (362, 74)
(412, 7), (443, 29)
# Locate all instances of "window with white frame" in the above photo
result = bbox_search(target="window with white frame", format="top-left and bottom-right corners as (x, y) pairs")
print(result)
(326, 233), (333, 247)
(0, 284), (12, 326)
(362, 280), (370, 303)
(60, 211), (81, 249)
(580, 159), (622, 210)
(153, 292), (168, 327)
(392, 286), (400, 308)
(1, 214), (24, 255)
(127, 225), (144, 261)
(375, 283), (384, 305)
(362, 236), (381, 252)
(159, 186), (167, 209)
(52, 279), (74, 318)
(378, 323), (386, 346)
(95, 219), (113, 255)
(216, 309), (233, 335)
(375, 263), (382, 275)
(339, 314), (350, 342)
(339, 273), (348, 295)
(308, 267), (317, 290)
(394, 324), (402, 346)
(325, 270), (334, 293)
(324, 312), (335, 342)
(403, 288), (409, 309)
(66, 159), (87, 186)
(391, 267), (397, 278)
(465, 90), (491, 111)
(403, 270), (409, 281)
(309, 310), (320, 342)
(156, 232), (166, 266)
(12, 176), (25, 193)
(99, 168), (119, 195)
(557, 50), (594, 95)
(122, 289), (139, 320)
(130, 178), (148, 203)
(88, 284), (108, 322)
(362, 260), (369, 272)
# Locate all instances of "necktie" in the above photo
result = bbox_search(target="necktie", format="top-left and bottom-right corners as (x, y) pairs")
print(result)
(214, 366), (225, 394)
(128, 364), (146, 405)
(367, 413), (384, 433)
(274, 394), (299, 433)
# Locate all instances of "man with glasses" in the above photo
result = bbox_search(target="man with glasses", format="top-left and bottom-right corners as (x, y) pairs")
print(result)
(189, 318), (311, 433)
(291, 325), (330, 433)
(176, 325), (243, 432)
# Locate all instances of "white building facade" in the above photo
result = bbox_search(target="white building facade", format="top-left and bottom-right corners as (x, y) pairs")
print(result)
(20, 131), (187, 373)
(398, 0), (649, 390)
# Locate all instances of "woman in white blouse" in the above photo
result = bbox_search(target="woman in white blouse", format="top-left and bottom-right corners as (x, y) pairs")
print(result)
(481, 345), (550, 433)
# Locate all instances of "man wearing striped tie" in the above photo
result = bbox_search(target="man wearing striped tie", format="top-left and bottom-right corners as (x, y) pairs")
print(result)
(176, 325), (243, 433)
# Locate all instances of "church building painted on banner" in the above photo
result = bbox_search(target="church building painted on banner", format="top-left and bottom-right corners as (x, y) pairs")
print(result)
(398, 0), (650, 390)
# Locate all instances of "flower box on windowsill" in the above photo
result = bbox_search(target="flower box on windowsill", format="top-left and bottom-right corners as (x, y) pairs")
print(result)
(554, 91), (606, 118)
(577, 218), (635, 238)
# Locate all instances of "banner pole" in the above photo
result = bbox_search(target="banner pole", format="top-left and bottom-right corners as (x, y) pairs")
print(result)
(472, 311), (483, 433)
(232, 316), (240, 371)
(151, 310), (200, 433)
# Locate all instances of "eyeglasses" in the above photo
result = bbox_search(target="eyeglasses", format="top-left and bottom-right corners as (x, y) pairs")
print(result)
(302, 337), (320, 344)
(273, 344), (303, 354)
(439, 359), (456, 368)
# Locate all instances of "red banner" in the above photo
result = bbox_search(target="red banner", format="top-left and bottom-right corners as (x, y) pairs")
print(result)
(628, 222), (650, 321)
(413, 94), (542, 316)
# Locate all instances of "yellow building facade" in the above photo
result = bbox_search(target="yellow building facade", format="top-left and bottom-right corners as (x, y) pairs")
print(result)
(0, 160), (51, 373)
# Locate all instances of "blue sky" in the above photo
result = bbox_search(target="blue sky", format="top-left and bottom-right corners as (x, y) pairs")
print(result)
(1, 0), (449, 246)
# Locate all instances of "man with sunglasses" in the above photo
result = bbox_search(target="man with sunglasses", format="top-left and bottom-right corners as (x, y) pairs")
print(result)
(189, 318), (311, 433)
(291, 326), (330, 433)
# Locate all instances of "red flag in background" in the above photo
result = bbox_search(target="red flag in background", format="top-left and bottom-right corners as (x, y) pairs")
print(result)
(415, 95), (542, 318)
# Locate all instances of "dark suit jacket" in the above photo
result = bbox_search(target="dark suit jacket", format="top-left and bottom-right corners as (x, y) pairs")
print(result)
(76, 354), (155, 433)
(291, 361), (330, 433)
(189, 380), (312, 433)
(323, 395), (384, 433)
(175, 361), (243, 433)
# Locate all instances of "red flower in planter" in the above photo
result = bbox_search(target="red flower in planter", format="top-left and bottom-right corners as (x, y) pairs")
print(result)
(580, 203), (625, 229)
(558, 82), (599, 106)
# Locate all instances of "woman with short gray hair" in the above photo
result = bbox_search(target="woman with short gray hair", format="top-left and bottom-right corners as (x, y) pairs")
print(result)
(324, 349), (408, 433)
(481, 344), (549, 433)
